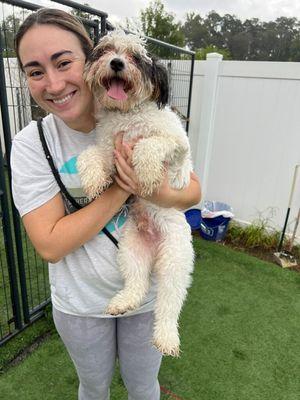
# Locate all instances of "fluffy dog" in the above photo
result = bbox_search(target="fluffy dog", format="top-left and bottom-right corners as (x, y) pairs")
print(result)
(77, 30), (194, 356)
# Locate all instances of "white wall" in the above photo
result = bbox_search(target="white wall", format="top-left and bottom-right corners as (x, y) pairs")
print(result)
(189, 56), (300, 235)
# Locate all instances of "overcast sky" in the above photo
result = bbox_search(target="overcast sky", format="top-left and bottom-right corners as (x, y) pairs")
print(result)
(79, 0), (300, 24)
(14, 0), (300, 24)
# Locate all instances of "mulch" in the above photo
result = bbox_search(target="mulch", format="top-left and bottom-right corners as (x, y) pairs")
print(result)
(223, 240), (300, 273)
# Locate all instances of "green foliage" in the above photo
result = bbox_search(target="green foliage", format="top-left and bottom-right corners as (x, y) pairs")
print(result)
(182, 9), (300, 60)
(226, 220), (282, 251)
(140, 0), (185, 47)
(182, 12), (209, 49)
(1, 14), (22, 56)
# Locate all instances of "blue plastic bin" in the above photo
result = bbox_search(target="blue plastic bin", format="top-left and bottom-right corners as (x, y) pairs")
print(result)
(199, 215), (231, 241)
(184, 208), (202, 230)
(199, 201), (233, 242)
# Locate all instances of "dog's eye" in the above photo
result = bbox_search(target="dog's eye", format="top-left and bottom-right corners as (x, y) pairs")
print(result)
(132, 54), (141, 63)
(103, 46), (114, 54)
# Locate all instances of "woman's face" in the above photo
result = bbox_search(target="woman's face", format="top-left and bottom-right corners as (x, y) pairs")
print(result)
(18, 24), (94, 132)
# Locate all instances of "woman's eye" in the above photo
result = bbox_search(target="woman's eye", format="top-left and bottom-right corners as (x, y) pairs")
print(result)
(58, 60), (71, 69)
(29, 70), (43, 78)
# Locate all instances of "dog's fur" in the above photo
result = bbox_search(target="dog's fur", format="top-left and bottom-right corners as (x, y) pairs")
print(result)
(77, 30), (194, 356)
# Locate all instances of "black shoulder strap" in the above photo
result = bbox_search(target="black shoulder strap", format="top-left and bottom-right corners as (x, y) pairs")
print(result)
(37, 117), (118, 248)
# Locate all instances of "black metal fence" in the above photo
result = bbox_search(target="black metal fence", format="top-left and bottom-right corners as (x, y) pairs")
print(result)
(0, 0), (195, 345)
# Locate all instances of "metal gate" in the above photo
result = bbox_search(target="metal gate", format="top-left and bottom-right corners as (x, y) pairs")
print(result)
(0, 0), (195, 345)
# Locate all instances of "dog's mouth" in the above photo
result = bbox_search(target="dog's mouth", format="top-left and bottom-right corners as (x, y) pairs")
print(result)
(103, 77), (131, 101)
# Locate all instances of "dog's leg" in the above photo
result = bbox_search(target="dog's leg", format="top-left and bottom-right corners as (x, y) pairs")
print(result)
(77, 144), (114, 199)
(105, 215), (155, 316)
(132, 136), (181, 197)
(152, 217), (194, 357)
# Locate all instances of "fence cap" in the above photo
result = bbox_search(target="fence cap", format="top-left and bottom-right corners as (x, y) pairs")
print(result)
(206, 52), (223, 60)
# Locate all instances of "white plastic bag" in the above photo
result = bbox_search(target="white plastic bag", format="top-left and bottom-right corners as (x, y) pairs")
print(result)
(201, 201), (234, 219)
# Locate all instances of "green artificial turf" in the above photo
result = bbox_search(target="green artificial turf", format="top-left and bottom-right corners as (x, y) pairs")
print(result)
(0, 237), (299, 400)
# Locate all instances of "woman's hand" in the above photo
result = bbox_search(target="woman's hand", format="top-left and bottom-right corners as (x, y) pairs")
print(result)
(114, 132), (139, 194)
(113, 133), (201, 209)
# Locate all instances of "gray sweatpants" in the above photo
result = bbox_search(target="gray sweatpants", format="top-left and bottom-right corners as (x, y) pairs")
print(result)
(53, 307), (162, 400)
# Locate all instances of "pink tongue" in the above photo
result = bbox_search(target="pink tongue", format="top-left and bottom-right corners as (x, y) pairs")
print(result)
(107, 80), (128, 101)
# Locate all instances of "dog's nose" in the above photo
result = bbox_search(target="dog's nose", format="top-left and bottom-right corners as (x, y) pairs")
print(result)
(110, 58), (125, 72)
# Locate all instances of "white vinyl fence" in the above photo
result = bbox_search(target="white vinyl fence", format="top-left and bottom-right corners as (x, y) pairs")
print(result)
(189, 55), (300, 236)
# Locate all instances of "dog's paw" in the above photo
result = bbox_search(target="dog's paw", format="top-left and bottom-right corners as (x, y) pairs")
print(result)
(136, 167), (165, 197)
(77, 147), (113, 199)
(105, 292), (140, 316)
(152, 327), (180, 357)
(133, 155), (165, 196)
(105, 303), (131, 316)
(84, 178), (112, 200)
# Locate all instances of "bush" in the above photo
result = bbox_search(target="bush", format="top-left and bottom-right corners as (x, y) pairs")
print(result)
(225, 220), (282, 251)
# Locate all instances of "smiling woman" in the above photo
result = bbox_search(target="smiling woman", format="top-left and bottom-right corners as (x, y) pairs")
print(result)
(10, 7), (201, 400)
(17, 25), (94, 132)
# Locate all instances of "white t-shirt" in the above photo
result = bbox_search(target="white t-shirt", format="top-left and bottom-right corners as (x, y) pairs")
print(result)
(11, 114), (157, 317)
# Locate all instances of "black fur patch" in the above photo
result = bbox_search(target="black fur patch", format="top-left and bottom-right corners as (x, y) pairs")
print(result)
(133, 53), (169, 109)
(151, 58), (169, 109)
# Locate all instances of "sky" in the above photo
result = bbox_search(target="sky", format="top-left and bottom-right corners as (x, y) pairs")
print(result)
(6, 0), (300, 25)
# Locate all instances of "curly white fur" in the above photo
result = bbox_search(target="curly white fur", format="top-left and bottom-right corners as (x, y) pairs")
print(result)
(77, 30), (194, 356)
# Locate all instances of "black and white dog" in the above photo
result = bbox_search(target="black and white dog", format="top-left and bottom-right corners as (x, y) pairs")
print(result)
(77, 30), (194, 356)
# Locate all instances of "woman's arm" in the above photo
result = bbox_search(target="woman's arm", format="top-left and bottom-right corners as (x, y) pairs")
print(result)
(23, 183), (129, 263)
(113, 139), (201, 210)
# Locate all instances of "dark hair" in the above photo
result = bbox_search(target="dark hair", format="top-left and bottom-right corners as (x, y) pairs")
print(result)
(15, 8), (94, 70)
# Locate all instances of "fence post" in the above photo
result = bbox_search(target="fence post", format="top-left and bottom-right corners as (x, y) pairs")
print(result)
(194, 52), (223, 201)
(0, 34), (23, 330)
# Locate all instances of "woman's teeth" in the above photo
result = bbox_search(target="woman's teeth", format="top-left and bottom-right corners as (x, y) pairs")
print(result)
(52, 92), (74, 104)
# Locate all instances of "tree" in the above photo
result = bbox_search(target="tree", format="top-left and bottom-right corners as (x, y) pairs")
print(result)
(290, 33), (300, 61)
(1, 14), (22, 56)
(219, 14), (249, 59)
(204, 11), (224, 48)
(140, 0), (185, 47)
(242, 18), (263, 60)
(182, 12), (209, 50)
(273, 17), (298, 61)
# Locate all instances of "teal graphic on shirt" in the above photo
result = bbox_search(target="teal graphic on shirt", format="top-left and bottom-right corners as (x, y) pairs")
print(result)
(60, 156), (77, 174)
(59, 156), (127, 235)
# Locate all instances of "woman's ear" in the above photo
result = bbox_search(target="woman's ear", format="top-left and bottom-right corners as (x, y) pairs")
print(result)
(151, 58), (169, 109)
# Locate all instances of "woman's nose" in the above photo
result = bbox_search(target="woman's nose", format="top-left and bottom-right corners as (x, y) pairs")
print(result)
(45, 71), (66, 94)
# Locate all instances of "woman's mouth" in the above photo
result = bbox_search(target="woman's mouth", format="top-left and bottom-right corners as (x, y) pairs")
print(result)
(50, 91), (76, 105)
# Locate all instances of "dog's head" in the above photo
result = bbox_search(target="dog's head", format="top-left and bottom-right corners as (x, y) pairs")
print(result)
(84, 30), (169, 112)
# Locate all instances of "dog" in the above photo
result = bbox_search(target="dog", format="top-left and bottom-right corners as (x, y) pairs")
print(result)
(77, 30), (194, 356)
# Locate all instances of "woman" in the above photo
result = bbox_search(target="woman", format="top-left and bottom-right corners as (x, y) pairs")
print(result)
(11, 8), (201, 400)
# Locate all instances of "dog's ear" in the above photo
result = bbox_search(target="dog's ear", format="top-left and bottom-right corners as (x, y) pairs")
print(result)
(151, 58), (169, 109)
